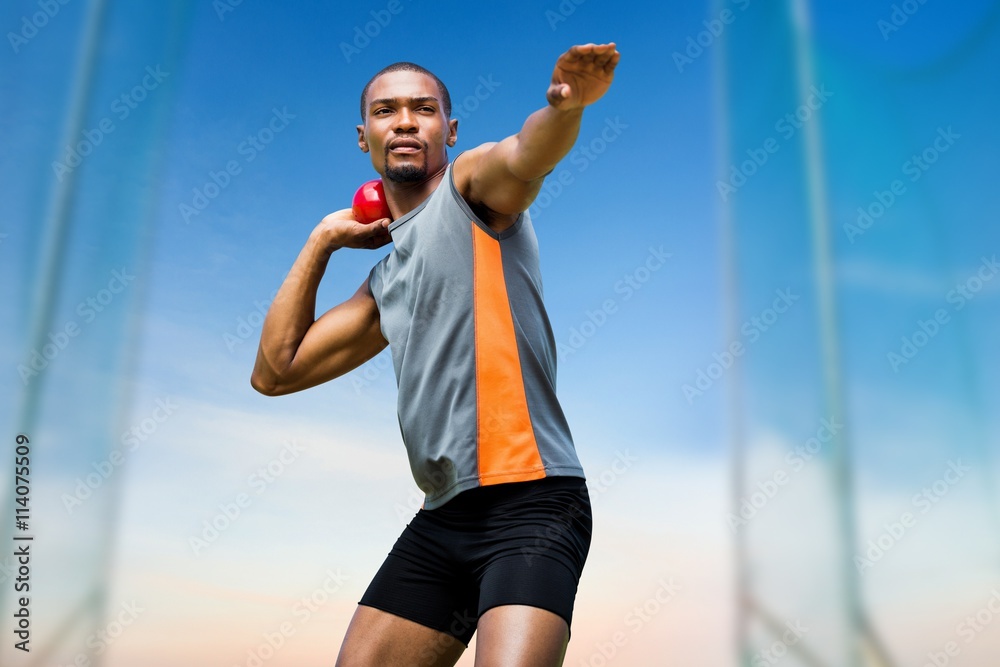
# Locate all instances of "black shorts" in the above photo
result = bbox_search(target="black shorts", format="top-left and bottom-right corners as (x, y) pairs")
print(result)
(358, 475), (592, 647)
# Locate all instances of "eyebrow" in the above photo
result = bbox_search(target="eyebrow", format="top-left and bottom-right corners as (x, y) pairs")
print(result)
(369, 96), (439, 109)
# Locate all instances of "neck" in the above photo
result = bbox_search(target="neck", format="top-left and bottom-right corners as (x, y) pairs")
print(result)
(382, 160), (449, 220)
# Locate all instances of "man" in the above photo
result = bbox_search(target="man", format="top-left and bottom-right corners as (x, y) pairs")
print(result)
(251, 42), (619, 667)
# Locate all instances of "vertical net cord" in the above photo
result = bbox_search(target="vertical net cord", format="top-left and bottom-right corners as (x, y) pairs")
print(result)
(710, 0), (750, 663)
(787, 0), (896, 664)
(1, 0), (111, 637)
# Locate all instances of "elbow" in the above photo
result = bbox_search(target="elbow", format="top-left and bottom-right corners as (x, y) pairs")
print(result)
(250, 372), (281, 397)
(251, 352), (295, 396)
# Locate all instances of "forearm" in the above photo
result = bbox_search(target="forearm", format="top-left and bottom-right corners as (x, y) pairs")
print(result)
(506, 105), (584, 182)
(251, 232), (335, 390)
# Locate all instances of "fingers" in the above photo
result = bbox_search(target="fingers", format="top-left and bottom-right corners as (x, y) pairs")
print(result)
(596, 44), (618, 68)
(546, 83), (573, 109)
(567, 42), (617, 59)
(366, 218), (391, 249)
(554, 83), (570, 99)
(597, 52), (619, 76)
(325, 207), (356, 222)
(316, 211), (392, 250)
(561, 43), (620, 76)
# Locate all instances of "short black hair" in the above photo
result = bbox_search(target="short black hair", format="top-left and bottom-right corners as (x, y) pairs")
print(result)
(360, 62), (452, 121)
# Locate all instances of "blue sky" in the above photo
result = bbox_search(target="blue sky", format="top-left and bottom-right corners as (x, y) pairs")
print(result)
(136, 0), (726, 462)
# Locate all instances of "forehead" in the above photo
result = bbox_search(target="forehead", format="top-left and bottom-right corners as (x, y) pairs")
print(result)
(367, 70), (441, 105)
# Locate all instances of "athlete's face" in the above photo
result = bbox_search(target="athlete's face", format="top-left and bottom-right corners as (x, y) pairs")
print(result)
(357, 71), (457, 183)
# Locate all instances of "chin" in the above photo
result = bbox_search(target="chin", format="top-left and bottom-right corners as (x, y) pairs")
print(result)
(385, 162), (428, 183)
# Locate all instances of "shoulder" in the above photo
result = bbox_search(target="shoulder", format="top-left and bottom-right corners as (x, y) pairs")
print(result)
(450, 142), (498, 198)
(450, 143), (520, 233)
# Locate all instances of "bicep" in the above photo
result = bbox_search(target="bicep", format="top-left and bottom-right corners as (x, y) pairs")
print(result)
(272, 279), (387, 395)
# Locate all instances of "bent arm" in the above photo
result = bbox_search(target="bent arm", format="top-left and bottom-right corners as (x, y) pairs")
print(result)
(251, 211), (391, 396)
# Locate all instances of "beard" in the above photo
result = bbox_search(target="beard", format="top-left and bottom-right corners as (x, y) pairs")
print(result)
(383, 145), (428, 183)
(385, 161), (427, 182)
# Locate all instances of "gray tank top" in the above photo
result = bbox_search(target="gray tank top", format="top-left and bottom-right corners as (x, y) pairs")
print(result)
(367, 154), (586, 509)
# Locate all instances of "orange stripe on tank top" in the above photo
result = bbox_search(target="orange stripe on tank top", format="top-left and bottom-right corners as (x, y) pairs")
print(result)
(471, 222), (545, 485)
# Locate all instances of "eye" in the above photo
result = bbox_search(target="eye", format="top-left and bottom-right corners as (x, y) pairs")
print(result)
(418, 106), (435, 112)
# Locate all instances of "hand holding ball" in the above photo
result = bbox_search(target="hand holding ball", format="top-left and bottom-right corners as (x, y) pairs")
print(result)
(352, 179), (392, 224)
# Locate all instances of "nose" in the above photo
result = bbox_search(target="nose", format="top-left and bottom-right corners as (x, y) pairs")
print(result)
(394, 106), (417, 132)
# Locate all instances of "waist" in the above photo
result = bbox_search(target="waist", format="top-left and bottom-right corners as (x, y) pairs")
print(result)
(445, 474), (589, 509)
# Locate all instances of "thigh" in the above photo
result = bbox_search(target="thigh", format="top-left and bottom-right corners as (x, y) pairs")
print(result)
(475, 604), (569, 667)
(347, 516), (480, 659)
(471, 477), (593, 639)
(335, 604), (466, 667)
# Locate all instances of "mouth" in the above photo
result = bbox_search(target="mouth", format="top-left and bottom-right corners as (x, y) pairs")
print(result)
(388, 138), (423, 154)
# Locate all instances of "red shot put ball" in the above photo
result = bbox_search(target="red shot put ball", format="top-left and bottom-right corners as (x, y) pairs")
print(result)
(352, 179), (392, 224)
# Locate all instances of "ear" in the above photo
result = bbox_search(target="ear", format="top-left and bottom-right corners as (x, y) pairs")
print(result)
(356, 124), (369, 153)
(446, 118), (458, 147)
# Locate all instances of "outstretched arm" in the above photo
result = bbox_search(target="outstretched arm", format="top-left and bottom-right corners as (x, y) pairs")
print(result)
(455, 42), (620, 217)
